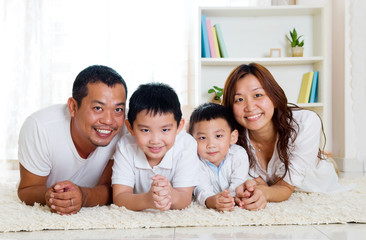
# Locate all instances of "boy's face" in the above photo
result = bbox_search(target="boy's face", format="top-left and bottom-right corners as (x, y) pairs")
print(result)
(126, 110), (184, 165)
(191, 118), (238, 167)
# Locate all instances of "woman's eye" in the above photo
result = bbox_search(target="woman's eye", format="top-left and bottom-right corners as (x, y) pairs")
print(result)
(254, 93), (262, 98)
(234, 97), (243, 103)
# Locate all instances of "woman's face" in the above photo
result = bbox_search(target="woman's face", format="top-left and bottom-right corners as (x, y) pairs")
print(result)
(232, 74), (275, 133)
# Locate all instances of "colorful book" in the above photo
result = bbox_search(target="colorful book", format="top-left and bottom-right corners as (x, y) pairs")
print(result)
(212, 26), (221, 58)
(214, 23), (228, 58)
(201, 14), (210, 58)
(297, 71), (314, 103)
(206, 19), (216, 58)
(309, 71), (319, 103)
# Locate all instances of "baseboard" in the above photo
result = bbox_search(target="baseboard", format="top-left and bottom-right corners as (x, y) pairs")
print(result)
(334, 157), (365, 172)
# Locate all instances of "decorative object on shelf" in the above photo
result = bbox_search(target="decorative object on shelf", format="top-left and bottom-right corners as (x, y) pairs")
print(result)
(287, 28), (304, 57)
(208, 86), (223, 104)
(270, 48), (281, 57)
(272, 0), (296, 5)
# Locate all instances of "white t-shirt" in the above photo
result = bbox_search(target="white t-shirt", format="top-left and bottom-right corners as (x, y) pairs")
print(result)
(194, 144), (250, 206)
(112, 131), (200, 193)
(18, 104), (122, 188)
(249, 109), (347, 193)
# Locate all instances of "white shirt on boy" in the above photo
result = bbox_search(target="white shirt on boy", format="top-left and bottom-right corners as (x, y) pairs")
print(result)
(194, 144), (250, 206)
(112, 131), (200, 193)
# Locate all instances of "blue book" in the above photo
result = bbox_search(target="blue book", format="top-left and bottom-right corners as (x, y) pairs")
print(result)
(309, 71), (319, 103)
(201, 14), (211, 58)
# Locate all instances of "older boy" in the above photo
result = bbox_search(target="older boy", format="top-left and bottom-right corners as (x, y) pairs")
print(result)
(112, 82), (200, 211)
(188, 103), (249, 211)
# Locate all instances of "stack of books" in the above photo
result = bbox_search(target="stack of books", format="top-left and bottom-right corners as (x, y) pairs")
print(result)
(201, 14), (228, 58)
(297, 71), (319, 103)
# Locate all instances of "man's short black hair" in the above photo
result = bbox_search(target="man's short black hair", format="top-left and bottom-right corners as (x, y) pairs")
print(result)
(127, 82), (182, 127)
(72, 65), (127, 107)
(188, 102), (236, 134)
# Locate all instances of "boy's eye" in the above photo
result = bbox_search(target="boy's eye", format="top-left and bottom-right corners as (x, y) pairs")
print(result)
(198, 136), (206, 140)
(162, 128), (170, 133)
(216, 134), (223, 138)
(141, 129), (149, 133)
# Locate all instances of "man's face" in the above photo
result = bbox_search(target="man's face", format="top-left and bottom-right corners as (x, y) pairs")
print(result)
(69, 82), (126, 157)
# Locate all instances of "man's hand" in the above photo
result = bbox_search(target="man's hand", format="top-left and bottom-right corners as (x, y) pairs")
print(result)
(46, 181), (83, 215)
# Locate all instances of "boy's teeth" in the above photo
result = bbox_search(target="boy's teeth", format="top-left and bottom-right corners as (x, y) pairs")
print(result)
(97, 129), (111, 134)
(247, 113), (261, 119)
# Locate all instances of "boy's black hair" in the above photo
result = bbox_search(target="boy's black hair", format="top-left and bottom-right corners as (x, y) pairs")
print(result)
(188, 102), (236, 134)
(127, 82), (182, 127)
(72, 65), (127, 107)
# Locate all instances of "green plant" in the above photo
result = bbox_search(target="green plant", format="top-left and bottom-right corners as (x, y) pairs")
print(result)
(208, 86), (223, 100)
(286, 28), (304, 47)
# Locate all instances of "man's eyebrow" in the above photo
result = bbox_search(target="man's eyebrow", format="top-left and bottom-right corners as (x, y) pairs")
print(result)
(91, 100), (125, 106)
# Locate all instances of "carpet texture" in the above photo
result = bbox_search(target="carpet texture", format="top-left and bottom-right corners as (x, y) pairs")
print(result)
(1, 177), (365, 232)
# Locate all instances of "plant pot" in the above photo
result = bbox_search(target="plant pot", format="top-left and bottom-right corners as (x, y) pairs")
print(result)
(291, 47), (304, 57)
(211, 95), (222, 104)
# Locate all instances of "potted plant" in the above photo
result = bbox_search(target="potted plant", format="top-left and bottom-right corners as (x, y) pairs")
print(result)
(208, 86), (223, 104)
(286, 28), (304, 57)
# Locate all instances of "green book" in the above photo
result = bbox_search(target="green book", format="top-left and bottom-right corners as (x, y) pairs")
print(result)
(214, 24), (228, 58)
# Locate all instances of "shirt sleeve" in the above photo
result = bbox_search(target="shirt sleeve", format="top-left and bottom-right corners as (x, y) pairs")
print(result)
(18, 116), (51, 176)
(193, 160), (215, 206)
(277, 110), (322, 187)
(228, 145), (250, 196)
(111, 136), (136, 188)
(171, 133), (200, 188)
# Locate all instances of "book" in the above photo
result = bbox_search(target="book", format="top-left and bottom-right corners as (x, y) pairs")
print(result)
(206, 19), (216, 58)
(212, 26), (221, 58)
(214, 23), (228, 58)
(201, 14), (210, 58)
(309, 71), (319, 103)
(297, 71), (314, 103)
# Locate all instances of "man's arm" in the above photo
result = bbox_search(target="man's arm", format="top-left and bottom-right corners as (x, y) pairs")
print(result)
(17, 163), (49, 205)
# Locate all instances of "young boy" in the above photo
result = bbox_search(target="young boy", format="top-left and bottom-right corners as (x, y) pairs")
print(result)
(112, 82), (200, 211)
(188, 103), (249, 211)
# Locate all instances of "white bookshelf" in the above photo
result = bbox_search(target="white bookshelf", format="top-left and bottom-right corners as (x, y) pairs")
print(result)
(197, 5), (330, 144)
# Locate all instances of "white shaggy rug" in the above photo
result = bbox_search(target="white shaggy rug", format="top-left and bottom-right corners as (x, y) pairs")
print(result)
(1, 177), (365, 232)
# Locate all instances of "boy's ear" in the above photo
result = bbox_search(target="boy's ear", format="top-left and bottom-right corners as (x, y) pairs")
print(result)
(176, 118), (185, 135)
(125, 119), (135, 136)
(230, 129), (239, 144)
(67, 97), (78, 117)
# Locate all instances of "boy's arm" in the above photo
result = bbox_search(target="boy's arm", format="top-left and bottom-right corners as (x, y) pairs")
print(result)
(112, 184), (155, 211)
(170, 186), (195, 210)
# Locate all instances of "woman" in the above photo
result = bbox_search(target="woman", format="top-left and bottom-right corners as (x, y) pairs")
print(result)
(222, 63), (347, 211)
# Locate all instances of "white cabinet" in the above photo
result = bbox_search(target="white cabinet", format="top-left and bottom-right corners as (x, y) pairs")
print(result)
(197, 5), (330, 146)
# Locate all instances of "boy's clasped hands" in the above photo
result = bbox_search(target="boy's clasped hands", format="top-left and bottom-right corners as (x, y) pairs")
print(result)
(151, 174), (172, 211)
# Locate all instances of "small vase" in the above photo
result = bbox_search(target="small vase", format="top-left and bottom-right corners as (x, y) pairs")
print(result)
(291, 47), (304, 57)
(211, 95), (222, 104)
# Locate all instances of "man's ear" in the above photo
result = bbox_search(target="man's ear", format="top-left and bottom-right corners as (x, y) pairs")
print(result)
(176, 118), (185, 135)
(230, 129), (239, 144)
(125, 119), (135, 136)
(67, 97), (78, 117)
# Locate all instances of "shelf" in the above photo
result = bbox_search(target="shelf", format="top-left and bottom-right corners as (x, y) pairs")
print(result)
(201, 6), (323, 17)
(201, 57), (324, 66)
(297, 102), (323, 108)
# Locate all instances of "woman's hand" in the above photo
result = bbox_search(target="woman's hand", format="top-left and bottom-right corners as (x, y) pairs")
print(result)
(235, 178), (268, 211)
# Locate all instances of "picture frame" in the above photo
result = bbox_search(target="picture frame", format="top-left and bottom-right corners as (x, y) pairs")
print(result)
(270, 48), (281, 58)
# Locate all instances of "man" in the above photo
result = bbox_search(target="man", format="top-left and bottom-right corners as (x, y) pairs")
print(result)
(17, 65), (127, 215)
